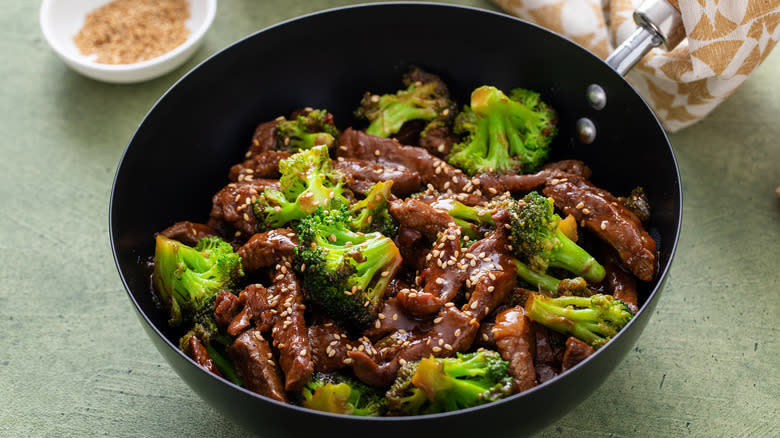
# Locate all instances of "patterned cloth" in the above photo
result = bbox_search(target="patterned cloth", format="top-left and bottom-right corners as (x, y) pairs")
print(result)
(492, 0), (780, 132)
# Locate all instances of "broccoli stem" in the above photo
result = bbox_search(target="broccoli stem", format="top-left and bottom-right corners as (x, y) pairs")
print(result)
(485, 110), (513, 172)
(525, 294), (633, 348)
(549, 227), (606, 282)
(512, 258), (560, 294)
(203, 342), (243, 385)
(366, 102), (436, 137)
(295, 132), (335, 149)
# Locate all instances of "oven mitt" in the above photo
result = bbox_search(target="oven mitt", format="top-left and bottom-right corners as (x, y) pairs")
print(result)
(492, 0), (780, 132)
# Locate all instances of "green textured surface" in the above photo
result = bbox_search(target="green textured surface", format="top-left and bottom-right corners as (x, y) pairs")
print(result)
(1, 1), (778, 437)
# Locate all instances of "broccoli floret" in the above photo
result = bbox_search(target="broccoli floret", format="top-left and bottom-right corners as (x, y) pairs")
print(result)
(152, 235), (244, 326)
(293, 207), (402, 331)
(354, 68), (455, 138)
(524, 293), (634, 348)
(385, 351), (513, 416)
(275, 109), (339, 151)
(178, 294), (243, 385)
(300, 372), (386, 416)
(429, 198), (495, 241)
(447, 85), (557, 176)
(253, 145), (348, 230)
(508, 192), (605, 283)
(348, 181), (397, 237)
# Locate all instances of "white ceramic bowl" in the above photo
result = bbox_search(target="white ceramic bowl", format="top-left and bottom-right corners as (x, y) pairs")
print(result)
(40, 0), (217, 83)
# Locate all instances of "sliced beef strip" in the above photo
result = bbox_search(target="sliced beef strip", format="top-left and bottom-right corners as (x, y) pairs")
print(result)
(461, 209), (518, 319)
(348, 306), (480, 388)
(561, 337), (595, 372)
(245, 118), (280, 158)
(418, 124), (458, 158)
(237, 228), (298, 272)
(338, 128), (476, 197)
(388, 198), (456, 241)
(469, 160), (591, 197)
(184, 335), (222, 377)
(229, 150), (291, 182)
(158, 221), (219, 247)
(208, 179), (280, 239)
(391, 119), (427, 146)
(397, 225), (467, 317)
(308, 323), (379, 373)
(228, 329), (287, 402)
(363, 296), (435, 340)
(533, 323), (565, 383)
(333, 157), (422, 197)
(268, 261), (313, 391)
(542, 174), (657, 281)
(413, 191), (488, 208)
(475, 321), (497, 349)
(602, 248), (639, 313)
(493, 306), (537, 393)
(393, 226), (428, 272)
(541, 159), (592, 179)
(226, 284), (276, 336)
(214, 290), (243, 328)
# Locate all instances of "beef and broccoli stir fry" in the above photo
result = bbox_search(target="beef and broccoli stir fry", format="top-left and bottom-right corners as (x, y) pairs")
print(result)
(149, 68), (657, 416)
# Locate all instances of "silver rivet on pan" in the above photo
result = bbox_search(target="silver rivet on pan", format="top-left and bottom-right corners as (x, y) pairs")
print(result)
(586, 84), (607, 110)
(576, 118), (597, 144)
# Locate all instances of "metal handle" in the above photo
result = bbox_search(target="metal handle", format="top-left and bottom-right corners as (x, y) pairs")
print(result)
(606, 0), (685, 76)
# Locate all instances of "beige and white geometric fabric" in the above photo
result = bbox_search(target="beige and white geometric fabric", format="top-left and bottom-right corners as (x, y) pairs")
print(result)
(492, 0), (780, 132)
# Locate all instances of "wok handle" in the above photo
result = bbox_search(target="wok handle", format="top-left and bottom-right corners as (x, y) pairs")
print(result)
(605, 0), (685, 76)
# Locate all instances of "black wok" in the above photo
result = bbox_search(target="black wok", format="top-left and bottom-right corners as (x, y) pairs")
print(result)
(110, 3), (682, 437)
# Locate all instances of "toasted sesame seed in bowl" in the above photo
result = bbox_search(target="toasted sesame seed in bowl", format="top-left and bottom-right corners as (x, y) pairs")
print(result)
(40, 0), (217, 83)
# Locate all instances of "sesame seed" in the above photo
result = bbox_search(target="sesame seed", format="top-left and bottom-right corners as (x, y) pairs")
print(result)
(435, 278), (445, 285)
(470, 301), (478, 309)
(432, 347), (442, 353)
(374, 149), (381, 156)
(582, 208), (591, 215)
(433, 317), (443, 324)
